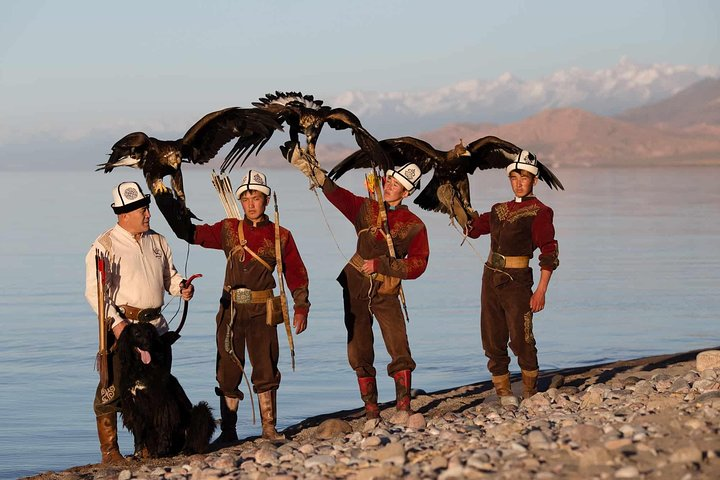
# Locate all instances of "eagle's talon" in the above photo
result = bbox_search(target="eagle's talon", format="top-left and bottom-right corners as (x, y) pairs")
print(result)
(151, 182), (170, 196)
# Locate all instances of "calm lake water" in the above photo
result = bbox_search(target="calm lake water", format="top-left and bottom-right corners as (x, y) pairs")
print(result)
(1, 166), (719, 478)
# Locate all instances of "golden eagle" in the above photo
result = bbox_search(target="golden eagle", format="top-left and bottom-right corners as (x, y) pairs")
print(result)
(328, 136), (564, 229)
(97, 107), (282, 213)
(220, 91), (388, 173)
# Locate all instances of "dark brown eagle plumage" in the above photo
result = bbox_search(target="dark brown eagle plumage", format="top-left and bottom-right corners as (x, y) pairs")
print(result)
(220, 91), (389, 173)
(329, 135), (564, 229)
(97, 107), (282, 213)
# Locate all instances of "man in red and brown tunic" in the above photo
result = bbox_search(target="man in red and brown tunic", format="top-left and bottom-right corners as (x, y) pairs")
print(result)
(467, 151), (559, 406)
(288, 144), (429, 418)
(170, 170), (310, 442)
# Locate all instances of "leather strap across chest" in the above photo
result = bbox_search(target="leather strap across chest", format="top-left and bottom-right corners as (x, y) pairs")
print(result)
(356, 202), (386, 237)
(228, 221), (273, 272)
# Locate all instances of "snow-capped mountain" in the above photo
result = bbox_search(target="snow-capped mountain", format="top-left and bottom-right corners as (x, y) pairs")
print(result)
(332, 58), (720, 136)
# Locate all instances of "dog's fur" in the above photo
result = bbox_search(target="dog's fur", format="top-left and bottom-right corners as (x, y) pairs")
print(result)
(116, 322), (215, 457)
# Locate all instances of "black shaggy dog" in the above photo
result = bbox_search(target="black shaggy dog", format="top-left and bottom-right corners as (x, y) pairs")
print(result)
(116, 322), (216, 457)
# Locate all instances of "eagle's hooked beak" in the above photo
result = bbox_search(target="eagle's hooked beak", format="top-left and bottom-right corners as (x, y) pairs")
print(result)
(455, 139), (471, 157)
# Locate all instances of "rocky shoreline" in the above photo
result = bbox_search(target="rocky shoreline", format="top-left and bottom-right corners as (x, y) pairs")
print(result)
(27, 348), (720, 480)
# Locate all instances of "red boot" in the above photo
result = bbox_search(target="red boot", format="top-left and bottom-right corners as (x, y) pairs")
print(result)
(393, 370), (412, 412)
(358, 377), (380, 419)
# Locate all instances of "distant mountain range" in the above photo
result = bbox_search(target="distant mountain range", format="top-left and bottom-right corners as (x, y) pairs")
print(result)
(333, 58), (720, 133)
(419, 77), (720, 167)
(310, 77), (720, 168)
(1, 60), (719, 170)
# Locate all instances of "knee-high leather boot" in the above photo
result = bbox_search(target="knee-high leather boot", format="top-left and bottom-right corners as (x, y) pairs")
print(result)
(214, 396), (239, 445)
(521, 369), (539, 399)
(492, 373), (519, 406)
(258, 390), (285, 441)
(393, 370), (412, 412)
(96, 413), (124, 463)
(358, 376), (380, 419)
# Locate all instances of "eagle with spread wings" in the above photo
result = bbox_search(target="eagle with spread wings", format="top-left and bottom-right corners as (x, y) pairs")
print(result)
(329, 135), (564, 230)
(220, 91), (388, 173)
(97, 107), (282, 215)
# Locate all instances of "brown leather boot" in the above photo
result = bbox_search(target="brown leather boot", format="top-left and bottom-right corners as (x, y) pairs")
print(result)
(491, 373), (518, 406)
(358, 376), (380, 419)
(212, 396), (239, 445)
(258, 390), (285, 441)
(393, 370), (412, 412)
(521, 369), (539, 399)
(96, 413), (125, 464)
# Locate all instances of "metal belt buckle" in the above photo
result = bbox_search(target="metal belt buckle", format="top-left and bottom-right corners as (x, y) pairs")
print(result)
(233, 287), (252, 304)
(138, 308), (159, 322)
(489, 252), (506, 268)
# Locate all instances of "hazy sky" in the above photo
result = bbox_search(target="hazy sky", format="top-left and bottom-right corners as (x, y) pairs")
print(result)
(1, 0), (719, 144)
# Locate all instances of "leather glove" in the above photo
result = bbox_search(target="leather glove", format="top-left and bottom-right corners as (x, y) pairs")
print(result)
(154, 191), (197, 243)
(437, 183), (475, 231)
(281, 141), (326, 187)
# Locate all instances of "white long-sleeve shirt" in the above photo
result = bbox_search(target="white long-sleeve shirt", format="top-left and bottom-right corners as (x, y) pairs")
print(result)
(85, 224), (185, 335)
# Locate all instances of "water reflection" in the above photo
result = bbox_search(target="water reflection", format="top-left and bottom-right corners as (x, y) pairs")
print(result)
(1, 166), (719, 477)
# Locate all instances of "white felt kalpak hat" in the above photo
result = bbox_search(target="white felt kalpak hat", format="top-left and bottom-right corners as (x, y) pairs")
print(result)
(387, 163), (422, 194)
(506, 150), (539, 176)
(111, 181), (151, 214)
(235, 169), (271, 197)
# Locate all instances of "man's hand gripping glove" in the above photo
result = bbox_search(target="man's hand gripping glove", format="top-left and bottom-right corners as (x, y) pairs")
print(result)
(281, 141), (327, 189)
(436, 183), (476, 234)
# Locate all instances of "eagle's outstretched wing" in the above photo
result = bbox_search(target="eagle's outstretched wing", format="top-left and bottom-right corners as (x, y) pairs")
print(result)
(102, 132), (151, 172)
(180, 107), (282, 164)
(329, 136), (439, 180)
(97, 107), (283, 216)
(329, 136), (458, 214)
(329, 135), (564, 230)
(465, 136), (564, 190)
(222, 91), (389, 173)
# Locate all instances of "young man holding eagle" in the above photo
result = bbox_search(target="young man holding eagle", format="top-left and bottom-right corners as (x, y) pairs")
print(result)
(466, 151), (559, 406)
(286, 141), (429, 418)
(159, 170), (310, 443)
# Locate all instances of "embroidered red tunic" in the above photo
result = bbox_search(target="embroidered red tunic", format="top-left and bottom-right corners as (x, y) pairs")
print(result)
(323, 179), (428, 377)
(468, 197), (558, 271)
(193, 216), (310, 314)
(323, 180), (429, 280)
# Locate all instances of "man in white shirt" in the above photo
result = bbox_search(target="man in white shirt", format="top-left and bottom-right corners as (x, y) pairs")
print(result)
(85, 181), (194, 463)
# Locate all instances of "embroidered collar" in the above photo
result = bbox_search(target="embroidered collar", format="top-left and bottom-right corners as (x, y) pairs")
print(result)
(513, 194), (536, 203)
(387, 203), (408, 211)
(243, 214), (269, 227)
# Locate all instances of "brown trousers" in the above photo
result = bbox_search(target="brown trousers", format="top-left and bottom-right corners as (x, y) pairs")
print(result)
(480, 266), (538, 376)
(339, 269), (416, 378)
(215, 297), (281, 396)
